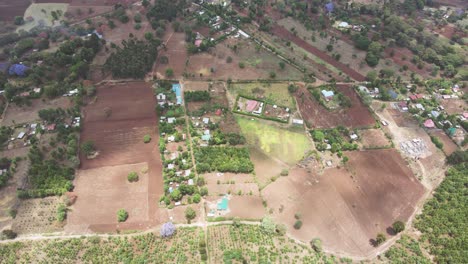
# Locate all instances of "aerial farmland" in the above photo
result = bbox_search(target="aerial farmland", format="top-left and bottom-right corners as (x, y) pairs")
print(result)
(0, 0), (466, 263)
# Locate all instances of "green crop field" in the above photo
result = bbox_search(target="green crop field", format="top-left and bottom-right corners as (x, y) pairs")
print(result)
(237, 116), (310, 165)
(229, 82), (296, 109)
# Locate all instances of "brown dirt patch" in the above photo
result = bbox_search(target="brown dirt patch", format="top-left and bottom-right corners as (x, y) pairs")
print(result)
(387, 109), (418, 128)
(428, 130), (458, 156)
(204, 172), (259, 196)
(359, 129), (391, 149)
(225, 196), (265, 219)
(154, 31), (187, 79)
(69, 81), (164, 233)
(1, 97), (73, 126)
(262, 149), (425, 257)
(250, 147), (288, 188)
(0, 0), (30, 21)
(294, 84), (375, 128)
(439, 98), (467, 115)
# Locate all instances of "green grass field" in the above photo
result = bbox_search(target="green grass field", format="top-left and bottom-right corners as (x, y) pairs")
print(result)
(237, 116), (310, 165)
(229, 82), (296, 109)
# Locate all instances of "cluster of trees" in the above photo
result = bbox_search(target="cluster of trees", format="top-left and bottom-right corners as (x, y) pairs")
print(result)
(208, 130), (246, 146)
(184, 91), (210, 102)
(0, 157), (12, 188)
(0, 126), (13, 146)
(195, 147), (254, 173)
(105, 38), (159, 78)
(311, 128), (359, 153)
(412, 151), (468, 263)
(18, 145), (74, 199)
(352, 33), (383, 67)
(38, 108), (66, 123)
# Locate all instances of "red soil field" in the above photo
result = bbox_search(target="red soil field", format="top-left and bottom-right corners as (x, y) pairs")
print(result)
(153, 31), (187, 79)
(294, 84), (375, 128)
(270, 25), (366, 81)
(67, 81), (164, 233)
(262, 149), (426, 257)
(0, 0), (30, 21)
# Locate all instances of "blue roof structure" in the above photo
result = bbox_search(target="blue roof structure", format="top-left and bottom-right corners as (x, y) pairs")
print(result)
(172, 83), (182, 105)
(325, 2), (334, 13)
(431, 110), (440, 118)
(201, 134), (211, 141)
(321, 90), (335, 98)
(8, 64), (28, 76)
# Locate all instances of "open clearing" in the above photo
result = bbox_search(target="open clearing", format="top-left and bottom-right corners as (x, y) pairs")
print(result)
(186, 38), (303, 81)
(294, 84), (375, 128)
(262, 149), (425, 257)
(153, 31), (187, 79)
(1, 97), (72, 126)
(359, 129), (392, 149)
(68, 81), (164, 233)
(17, 3), (69, 32)
(236, 116), (310, 165)
(229, 82), (296, 109)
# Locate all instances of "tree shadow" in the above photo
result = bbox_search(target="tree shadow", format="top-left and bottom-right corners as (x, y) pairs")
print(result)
(386, 226), (396, 236)
(369, 238), (378, 247)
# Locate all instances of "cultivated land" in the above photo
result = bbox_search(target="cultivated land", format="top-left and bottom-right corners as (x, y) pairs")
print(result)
(68, 82), (164, 233)
(0, 0), (30, 21)
(294, 84), (375, 128)
(229, 82), (296, 109)
(262, 149), (425, 257)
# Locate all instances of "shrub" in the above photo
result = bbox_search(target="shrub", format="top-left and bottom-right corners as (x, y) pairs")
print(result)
(143, 134), (151, 143)
(238, 62), (245, 69)
(117, 209), (128, 222)
(81, 141), (96, 156)
(276, 223), (287, 235)
(2, 230), (17, 239)
(56, 204), (67, 222)
(127, 171), (139, 182)
(375, 233), (386, 245)
(293, 220), (303, 229)
(430, 136), (443, 149)
(261, 217), (276, 234)
(165, 68), (174, 77)
(192, 193), (201, 203)
(185, 207), (196, 223)
(392, 221), (405, 233)
(226, 56), (233, 63)
(310, 238), (322, 253)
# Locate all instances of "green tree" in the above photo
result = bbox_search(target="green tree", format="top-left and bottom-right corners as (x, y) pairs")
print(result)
(185, 207), (196, 223)
(165, 68), (174, 77)
(293, 220), (303, 229)
(81, 141), (96, 156)
(310, 238), (322, 253)
(143, 134), (151, 143)
(171, 189), (182, 201)
(117, 209), (128, 222)
(392, 221), (405, 233)
(261, 217), (276, 234)
(376, 233), (386, 246)
(127, 172), (139, 182)
(14, 16), (24, 25)
(279, 61), (285, 70)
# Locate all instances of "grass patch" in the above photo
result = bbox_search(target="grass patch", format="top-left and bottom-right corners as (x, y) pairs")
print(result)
(236, 116), (310, 165)
(229, 82), (296, 109)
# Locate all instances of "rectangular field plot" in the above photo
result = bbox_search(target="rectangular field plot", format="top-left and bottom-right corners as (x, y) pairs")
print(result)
(295, 84), (375, 129)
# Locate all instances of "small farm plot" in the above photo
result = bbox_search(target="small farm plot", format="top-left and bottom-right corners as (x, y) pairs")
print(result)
(204, 195), (264, 220)
(204, 172), (259, 197)
(185, 38), (303, 81)
(236, 116), (310, 166)
(234, 96), (290, 123)
(262, 149), (426, 257)
(154, 32), (188, 79)
(229, 82), (296, 110)
(207, 225), (325, 263)
(428, 130), (458, 156)
(73, 81), (163, 232)
(0, 0), (30, 21)
(17, 3), (69, 32)
(2, 97), (72, 126)
(359, 128), (392, 149)
(294, 84), (375, 128)
(0, 227), (202, 263)
(12, 197), (63, 234)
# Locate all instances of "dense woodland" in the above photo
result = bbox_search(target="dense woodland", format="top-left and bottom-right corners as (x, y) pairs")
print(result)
(195, 147), (254, 173)
(104, 38), (159, 78)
